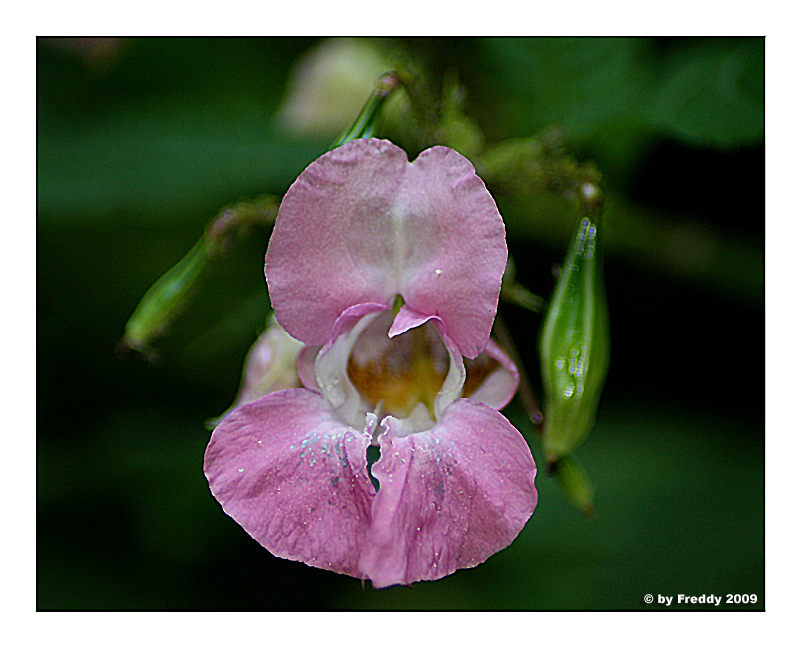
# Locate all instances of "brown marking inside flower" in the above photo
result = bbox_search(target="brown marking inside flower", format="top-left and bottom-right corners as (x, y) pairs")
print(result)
(348, 323), (448, 421)
(462, 354), (501, 399)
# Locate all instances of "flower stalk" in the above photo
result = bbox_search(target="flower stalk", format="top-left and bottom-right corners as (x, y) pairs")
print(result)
(501, 256), (546, 314)
(330, 71), (400, 149)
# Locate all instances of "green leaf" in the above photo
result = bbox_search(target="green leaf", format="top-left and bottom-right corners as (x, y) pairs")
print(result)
(37, 109), (323, 221)
(479, 37), (649, 140)
(648, 38), (764, 148)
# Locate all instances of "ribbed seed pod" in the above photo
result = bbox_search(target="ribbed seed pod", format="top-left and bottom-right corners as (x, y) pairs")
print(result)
(539, 215), (610, 467)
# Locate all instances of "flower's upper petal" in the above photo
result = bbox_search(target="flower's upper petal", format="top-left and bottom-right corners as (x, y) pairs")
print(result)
(397, 146), (507, 358)
(359, 400), (537, 588)
(463, 339), (519, 410)
(265, 138), (507, 357)
(204, 389), (375, 578)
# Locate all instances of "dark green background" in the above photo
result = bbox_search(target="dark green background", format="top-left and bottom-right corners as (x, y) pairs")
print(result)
(37, 37), (764, 610)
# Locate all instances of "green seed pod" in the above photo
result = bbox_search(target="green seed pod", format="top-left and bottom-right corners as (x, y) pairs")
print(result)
(121, 196), (278, 359)
(539, 215), (610, 467)
(121, 238), (208, 359)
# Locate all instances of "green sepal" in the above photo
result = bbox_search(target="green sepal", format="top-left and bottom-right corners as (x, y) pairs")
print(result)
(552, 454), (596, 517)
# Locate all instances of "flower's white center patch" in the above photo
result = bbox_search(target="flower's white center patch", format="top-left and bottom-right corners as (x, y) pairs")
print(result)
(347, 311), (449, 421)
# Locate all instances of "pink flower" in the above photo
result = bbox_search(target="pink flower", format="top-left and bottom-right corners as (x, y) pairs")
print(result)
(204, 139), (537, 588)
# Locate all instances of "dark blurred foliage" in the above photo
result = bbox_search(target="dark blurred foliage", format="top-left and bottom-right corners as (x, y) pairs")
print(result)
(37, 37), (763, 610)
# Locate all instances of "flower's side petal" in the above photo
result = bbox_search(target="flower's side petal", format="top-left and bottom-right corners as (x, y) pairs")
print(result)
(266, 139), (408, 345)
(430, 319), (467, 424)
(314, 303), (387, 428)
(297, 344), (321, 392)
(387, 304), (436, 338)
(204, 389), (375, 578)
(359, 400), (537, 588)
(464, 339), (519, 411)
(397, 146), (507, 359)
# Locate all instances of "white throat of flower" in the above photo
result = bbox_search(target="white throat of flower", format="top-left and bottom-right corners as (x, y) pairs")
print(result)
(314, 309), (466, 441)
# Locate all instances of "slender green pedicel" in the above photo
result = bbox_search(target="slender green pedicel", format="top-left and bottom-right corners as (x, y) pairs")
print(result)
(330, 71), (399, 149)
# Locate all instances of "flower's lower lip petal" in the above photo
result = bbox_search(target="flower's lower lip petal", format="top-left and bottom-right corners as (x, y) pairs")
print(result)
(204, 389), (375, 578)
(359, 400), (538, 588)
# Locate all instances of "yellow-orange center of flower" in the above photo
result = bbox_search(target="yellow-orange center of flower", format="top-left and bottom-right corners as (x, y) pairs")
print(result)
(347, 317), (448, 421)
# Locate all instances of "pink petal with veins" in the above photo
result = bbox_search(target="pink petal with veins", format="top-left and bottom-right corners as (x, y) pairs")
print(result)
(205, 389), (375, 577)
(359, 399), (537, 587)
(266, 138), (507, 358)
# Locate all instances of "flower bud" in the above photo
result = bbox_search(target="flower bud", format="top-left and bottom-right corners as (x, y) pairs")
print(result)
(207, 314), (304, 428)
(121, 197), (277, 359)
(539, 215), (610, 467)
(277, 38), (396, 140)
(229, 314), (304, 409)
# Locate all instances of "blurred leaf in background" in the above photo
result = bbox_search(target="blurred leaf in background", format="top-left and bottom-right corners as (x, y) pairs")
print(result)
(37, 37), (763, 610)
(473, 37), (763, 305)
